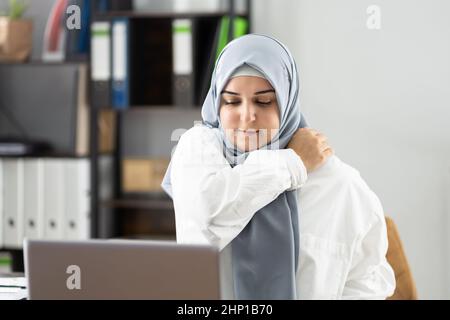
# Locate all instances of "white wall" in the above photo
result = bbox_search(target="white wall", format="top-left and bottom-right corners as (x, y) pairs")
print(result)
(252, 0), (450, 299)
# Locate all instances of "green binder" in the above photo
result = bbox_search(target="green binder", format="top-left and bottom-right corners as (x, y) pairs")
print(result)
(215, 16), (249, 62)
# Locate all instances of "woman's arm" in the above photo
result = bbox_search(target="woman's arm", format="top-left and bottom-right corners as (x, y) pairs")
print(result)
(342, 199), (396, 299)
(171, 125), (307, 250)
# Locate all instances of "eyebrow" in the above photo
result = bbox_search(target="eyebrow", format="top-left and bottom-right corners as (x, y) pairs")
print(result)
(221, 89), (275, 96)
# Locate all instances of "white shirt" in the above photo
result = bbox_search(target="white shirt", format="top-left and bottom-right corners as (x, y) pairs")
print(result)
(170, 125), (396, 300)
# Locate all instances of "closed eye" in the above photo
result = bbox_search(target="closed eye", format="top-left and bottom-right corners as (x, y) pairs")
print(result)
(224, 101), (272, 105)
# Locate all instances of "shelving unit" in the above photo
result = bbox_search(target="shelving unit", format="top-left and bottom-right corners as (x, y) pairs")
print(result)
(0, 2), (253, 269)
(89, 0), (252, 240)
(0, 56), (116, 272)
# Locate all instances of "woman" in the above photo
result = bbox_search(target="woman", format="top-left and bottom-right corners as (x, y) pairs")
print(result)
(162, 34), (395, 299)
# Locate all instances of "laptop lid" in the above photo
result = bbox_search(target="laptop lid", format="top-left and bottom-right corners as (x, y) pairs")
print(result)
(24, 239), (221, 300)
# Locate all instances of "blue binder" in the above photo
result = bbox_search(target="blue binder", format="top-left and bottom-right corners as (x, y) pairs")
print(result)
(112, 18), (130, 109)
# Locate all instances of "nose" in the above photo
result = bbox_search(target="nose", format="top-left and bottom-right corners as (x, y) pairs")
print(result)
(240, 101), (256, 123)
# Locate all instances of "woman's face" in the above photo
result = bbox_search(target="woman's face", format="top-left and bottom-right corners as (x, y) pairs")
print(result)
(219, 76), (280, 152)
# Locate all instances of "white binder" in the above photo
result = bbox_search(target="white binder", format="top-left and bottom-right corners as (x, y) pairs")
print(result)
(43, 159), (64, 240)
(91, 20), (111, 108)
(172, 19), (195, 107)
(112, 18), (130, 109)
(64, 159), (90, 240)
(23, 159), (44, 240)
(2, 159), (24, 249)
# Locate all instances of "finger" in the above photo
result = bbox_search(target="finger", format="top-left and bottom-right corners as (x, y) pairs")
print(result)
(323, 147), (334, 157)
(320, 141), (330, 151)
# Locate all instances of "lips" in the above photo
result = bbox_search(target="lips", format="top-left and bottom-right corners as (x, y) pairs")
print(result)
(235, 129), (260, 136)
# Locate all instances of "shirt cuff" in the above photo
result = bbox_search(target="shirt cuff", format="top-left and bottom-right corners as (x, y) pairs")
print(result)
(283, 148), (308, 190)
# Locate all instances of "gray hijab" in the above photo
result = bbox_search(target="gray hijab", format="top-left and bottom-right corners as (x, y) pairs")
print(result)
(162, 34), (307, 299)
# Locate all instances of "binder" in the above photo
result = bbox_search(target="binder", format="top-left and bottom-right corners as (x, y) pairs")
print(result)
(91, 20), (112, 108)
(215, 16), (249, 62)
(98, 155), (113, 238)
(197, 17), (223, 106)
(75, 64), (89, 155)
(130, 18), (173, 106)
(94, 0), (133, 13)
(2, 159), (24, 249)
(42, 159), (65, 240)
(23, 159), (44, 240)
(198, 16), (249, 106)
(94, 0), (109, 13)
(75, 64), (116, 155)
(65, 0), (91, 61)
(42, 0), (68, 62)
(99, 155), (113, 200)
(172, 19), (195, 107)
(64, 159), (90, 240)
(110, 0), (133, 11)
(112, 18), (130, 109)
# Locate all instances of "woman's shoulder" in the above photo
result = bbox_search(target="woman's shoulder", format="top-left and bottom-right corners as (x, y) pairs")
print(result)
(178, 125), (222, 147)
(312, 155), (376, 193)
(172, 125), (225, 166)
(333, 157), (383, 213)
(306, 155), (362, 189)
(304, 155), (385, 227)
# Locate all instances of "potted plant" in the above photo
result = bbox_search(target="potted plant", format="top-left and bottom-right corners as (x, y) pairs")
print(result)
(0, 0), (32, 62)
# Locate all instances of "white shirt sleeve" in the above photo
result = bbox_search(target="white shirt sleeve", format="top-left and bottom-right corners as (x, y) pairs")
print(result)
(170, 126), (307, 251)
(342, 202), (396, 300)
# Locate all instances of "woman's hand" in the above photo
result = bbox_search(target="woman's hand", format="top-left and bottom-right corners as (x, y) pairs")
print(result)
(287, 128), (333, 173)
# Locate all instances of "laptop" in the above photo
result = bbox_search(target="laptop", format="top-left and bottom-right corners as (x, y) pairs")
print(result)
(24, 239), (221, 300)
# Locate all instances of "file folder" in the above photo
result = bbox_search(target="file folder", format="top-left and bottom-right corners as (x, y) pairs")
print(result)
(112, 18), (130, 109)
(197, 16), (249, 107)
(42, 159), (64, 240)
(172, 19), (195, 107)
(91, 20), (112, 108)
(2, 159), (24, 249)
(215, 16), (249, 62)
(42, 0), (67, 62)
(65, 0), (91, 61)
(23, 159), (44, 240)
(197, 17), (222, 106)
(64, 159), (90, 240)
(110, 0), (133, 10)
(94, 0), (133, 13)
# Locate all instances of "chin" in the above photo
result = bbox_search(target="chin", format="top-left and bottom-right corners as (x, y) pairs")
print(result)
(225, 133), (271, 152)
(237, 145), (258, 152)
(236, 140), (264, 152)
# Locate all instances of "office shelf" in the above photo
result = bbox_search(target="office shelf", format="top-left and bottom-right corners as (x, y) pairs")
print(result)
(0, 60), (87, 66)
(89, 0), (252, 239)
(96, 10), (248, 19)
(0, 152), (113, 159)
(103, 197), (174, 211)
(106, 105), (203, 112)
